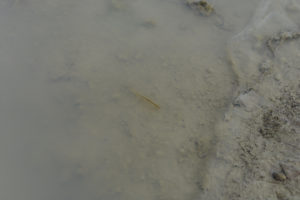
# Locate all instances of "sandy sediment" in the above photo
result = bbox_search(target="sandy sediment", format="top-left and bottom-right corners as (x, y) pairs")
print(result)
(200, 1), (300, 198)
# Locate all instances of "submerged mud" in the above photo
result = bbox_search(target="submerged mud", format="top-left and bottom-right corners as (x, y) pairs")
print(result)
(0, 0), (299, 200)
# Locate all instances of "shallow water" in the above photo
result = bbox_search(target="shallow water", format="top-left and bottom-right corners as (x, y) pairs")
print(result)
(4, 0), (298, 199)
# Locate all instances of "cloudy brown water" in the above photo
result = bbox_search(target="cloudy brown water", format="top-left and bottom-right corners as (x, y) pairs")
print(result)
(3, 0), (299, 199)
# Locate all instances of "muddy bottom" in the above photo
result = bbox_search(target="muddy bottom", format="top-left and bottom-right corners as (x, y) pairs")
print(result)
(0, 0), (299, 200)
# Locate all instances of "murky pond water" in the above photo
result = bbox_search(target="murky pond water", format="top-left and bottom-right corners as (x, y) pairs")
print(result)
(2, 0), (299, 199)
